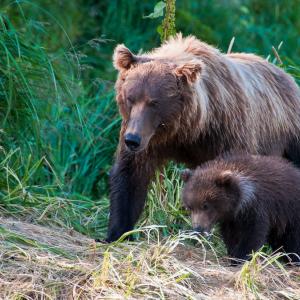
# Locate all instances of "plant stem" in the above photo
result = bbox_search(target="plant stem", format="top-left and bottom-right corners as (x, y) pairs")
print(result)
(161, 0), (176, 42)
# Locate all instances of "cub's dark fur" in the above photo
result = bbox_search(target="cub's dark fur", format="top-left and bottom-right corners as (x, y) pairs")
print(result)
(182, 154), (300, 263)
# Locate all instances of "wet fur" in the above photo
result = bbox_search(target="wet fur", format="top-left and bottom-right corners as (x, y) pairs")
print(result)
(107, 34), (300, 242)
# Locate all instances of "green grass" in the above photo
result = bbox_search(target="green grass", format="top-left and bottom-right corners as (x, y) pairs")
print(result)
(0, 4), (119, 238)
(0, 149), (110, 237)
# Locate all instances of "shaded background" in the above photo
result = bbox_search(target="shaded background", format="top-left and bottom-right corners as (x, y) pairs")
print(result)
(0, 0), (299, 238)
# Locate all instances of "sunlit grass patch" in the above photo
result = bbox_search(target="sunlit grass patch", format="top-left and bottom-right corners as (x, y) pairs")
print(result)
(0, 149), (110, 238)
(1, 220), (299, 299)
(140, 164), (189, 237)
(235, 250), (300, 299)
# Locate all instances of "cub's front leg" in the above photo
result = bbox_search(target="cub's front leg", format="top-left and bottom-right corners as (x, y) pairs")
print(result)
(223, 218), (269, 264)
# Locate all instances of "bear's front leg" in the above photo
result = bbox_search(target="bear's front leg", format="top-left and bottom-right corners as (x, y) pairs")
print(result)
(106, 148), (157, 242)
(225, 219), (269, 264)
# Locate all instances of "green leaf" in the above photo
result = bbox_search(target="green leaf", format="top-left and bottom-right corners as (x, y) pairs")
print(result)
(156, 24), (163, 36)
(143, 1), (166, 19)
(240, 6), (249, 14)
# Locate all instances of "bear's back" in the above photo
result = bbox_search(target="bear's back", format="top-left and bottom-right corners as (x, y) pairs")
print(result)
(214, 154), (300, 223)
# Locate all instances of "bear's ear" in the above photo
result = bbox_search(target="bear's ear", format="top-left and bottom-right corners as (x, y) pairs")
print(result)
(113, 44), (136, 71)
(174, 60), (203, 84)
(181, 169), (193, 182)
(215, 170), (235, 187)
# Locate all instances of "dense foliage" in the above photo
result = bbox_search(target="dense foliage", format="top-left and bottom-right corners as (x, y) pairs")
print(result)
(0, 0), (300, 239)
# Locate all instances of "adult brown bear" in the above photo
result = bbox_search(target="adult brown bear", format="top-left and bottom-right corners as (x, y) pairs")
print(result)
(106, 34), (300, 242)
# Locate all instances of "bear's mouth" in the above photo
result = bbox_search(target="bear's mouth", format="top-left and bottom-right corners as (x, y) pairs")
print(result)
(191, 226), (213, 241)
(193, 225), (211, 234)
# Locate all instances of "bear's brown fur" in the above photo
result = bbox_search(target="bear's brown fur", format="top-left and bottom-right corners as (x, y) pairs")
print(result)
(106, 34), (300, 242)
(181, 154), (300, 263)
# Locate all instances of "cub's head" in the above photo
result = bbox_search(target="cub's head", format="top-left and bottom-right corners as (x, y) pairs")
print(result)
(181, 167), (254, 234)
(113, 44), (203, 152)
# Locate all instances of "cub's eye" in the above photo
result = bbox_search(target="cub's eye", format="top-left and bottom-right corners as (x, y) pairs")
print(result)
(202, 203), (209, 210)
(184, 204), (192, 211)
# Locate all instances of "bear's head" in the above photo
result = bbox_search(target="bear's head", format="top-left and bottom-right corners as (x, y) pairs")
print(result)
(181, 167), (254, 234)
(113, 44), (203, 152)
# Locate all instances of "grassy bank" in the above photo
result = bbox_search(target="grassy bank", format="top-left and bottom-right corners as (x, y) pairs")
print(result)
(1, 218), (299, 299)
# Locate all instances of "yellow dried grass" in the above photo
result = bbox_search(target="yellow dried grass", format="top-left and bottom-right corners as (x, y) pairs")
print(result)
(0, 218), (299, 299)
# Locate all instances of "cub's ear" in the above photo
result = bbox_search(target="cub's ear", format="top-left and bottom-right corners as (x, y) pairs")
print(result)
(181, 169), (193, 182)
(113, 44), (136, 71)
(215, 170), (235, 187)
(174, 60), (204, 84)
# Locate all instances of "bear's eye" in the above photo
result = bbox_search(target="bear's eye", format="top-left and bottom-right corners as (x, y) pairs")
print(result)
(148, 100), (159, 107)
(127, 97), (134, 104)
(202, 203), (209, 210)
(184, 204), (192, 211)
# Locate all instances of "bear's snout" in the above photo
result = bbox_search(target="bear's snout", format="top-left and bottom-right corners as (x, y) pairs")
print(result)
(193, 225), (210, 234)
(193, 225), (204, 233)
(124, 133), (141, 151)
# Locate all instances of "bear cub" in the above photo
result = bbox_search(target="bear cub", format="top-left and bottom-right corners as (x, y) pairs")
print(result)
(181, 154), (300, 263)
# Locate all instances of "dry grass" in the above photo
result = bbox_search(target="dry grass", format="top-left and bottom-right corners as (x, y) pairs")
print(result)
(0, 218), (299, 300)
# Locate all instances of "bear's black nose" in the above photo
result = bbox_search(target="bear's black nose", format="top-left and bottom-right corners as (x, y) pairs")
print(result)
(124, 133), (141, 151)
